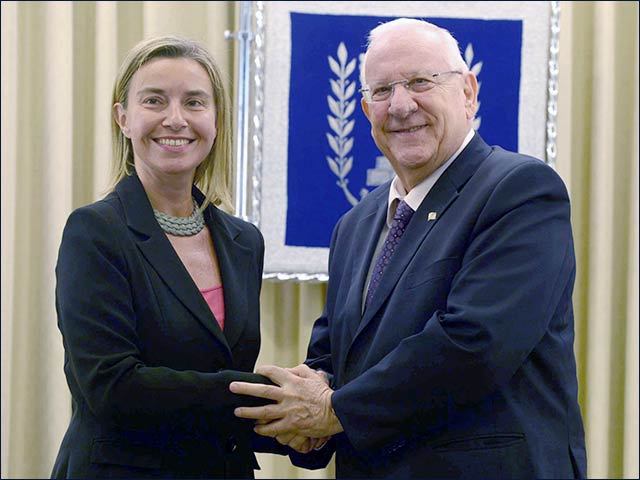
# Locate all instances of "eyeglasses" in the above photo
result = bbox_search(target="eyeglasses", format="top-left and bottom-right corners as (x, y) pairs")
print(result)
(359, 70), (462, 103)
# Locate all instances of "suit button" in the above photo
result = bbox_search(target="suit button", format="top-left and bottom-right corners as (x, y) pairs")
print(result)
(226, 436), (238, 453)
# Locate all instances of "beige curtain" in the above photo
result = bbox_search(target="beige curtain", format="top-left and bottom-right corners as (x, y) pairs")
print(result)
(0, 1), (637, 478)
(556, 2), (639, 478)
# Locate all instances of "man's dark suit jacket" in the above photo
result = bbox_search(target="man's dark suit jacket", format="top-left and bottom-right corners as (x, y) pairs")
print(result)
(52, 173), (272, 478)
(294, 133), (587, 478)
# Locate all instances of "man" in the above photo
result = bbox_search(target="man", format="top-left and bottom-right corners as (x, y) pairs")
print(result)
(231, 18), (587, 478)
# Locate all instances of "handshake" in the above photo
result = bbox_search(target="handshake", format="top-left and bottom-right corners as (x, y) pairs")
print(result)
(230, 364), (344, 453)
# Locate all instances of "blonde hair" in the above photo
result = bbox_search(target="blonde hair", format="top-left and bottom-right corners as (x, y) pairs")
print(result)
(109, 35), (233, 212)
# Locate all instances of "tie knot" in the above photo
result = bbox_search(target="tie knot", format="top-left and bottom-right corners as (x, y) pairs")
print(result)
(393, 200), (414, 225)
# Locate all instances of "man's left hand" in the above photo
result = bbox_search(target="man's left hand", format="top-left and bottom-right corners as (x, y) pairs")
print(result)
(230, 364), (343, 439)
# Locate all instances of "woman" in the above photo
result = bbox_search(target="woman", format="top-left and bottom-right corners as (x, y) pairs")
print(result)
(52, 35), (273, 478)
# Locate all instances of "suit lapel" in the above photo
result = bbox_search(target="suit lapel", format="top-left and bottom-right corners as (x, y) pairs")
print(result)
(115, 174), (233, 360)
(353, 134), (493, 341)
(354, 178), (459, 339)
(345, 192), (389, 338)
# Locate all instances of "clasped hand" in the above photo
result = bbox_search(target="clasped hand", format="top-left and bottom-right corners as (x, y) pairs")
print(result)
(230, 364), (342, 453)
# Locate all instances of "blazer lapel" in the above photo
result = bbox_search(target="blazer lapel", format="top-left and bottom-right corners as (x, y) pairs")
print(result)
(354, 133), (492, 340)
(202, 201), (253, 351)
(115, 175), (233, 359)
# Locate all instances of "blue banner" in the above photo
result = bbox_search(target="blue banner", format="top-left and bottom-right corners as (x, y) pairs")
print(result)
(285, 13), (522, 248)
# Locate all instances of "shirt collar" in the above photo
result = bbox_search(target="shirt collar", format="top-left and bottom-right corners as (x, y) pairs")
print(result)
(385, 128), (475, 227)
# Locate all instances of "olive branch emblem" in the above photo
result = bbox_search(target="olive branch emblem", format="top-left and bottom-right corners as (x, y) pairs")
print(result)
(326, 42), (364, 206)
(464, 43), (483, 130)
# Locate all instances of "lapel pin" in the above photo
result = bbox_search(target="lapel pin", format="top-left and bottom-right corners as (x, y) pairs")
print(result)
(427, 212), (438, 221)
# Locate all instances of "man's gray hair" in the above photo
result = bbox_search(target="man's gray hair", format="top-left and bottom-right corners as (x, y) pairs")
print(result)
(361, 18), (468, 86)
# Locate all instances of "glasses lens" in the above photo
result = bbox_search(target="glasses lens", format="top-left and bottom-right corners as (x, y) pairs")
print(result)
(371, 87), (392, 102)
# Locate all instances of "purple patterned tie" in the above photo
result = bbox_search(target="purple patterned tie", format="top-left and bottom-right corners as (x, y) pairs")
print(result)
(365, 200), (415, 308)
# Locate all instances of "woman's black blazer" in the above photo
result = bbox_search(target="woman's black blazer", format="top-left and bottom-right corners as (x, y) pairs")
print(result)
(52, 173), (272, 478)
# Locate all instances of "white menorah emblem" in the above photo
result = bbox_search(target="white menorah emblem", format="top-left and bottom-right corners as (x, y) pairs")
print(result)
(326, 42), (482, 206)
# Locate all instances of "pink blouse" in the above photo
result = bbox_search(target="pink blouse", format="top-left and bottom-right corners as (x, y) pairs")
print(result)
(200, 285), (225, 331)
